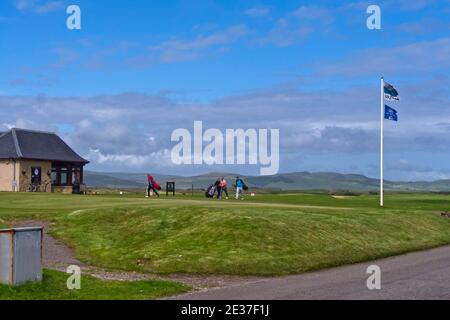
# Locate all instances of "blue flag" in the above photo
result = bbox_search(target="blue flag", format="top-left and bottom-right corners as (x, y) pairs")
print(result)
(385, 105), (398, 121)
(384, 82), (399, 101)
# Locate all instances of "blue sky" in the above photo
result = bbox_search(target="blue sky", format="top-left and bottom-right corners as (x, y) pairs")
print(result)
(1, 0), (450, 179)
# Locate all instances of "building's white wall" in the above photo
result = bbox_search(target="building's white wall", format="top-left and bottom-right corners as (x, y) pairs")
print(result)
(0, 160), (17, 192)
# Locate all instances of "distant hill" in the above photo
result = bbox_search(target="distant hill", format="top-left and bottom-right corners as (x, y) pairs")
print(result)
(84, 171), (450, 192)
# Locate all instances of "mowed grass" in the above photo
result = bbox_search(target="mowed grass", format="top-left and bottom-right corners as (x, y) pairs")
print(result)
(0, 269), (188, 300)
(1, 192), (450, 275)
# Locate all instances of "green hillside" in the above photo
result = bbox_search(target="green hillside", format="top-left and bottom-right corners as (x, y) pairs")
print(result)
(84, 171), (450, 192)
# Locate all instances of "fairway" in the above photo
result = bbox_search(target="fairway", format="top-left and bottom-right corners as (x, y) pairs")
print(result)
(1, 192), (450, 277)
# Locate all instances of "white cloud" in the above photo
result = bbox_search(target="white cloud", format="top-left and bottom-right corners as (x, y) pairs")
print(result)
(1, 123), (15, 130)
(52, 47), (79, 68)
(396, 19), (450, 34)
(258, 5), (335, 47)
(85, 148), (173, 168)
(245, 7), (271, 18)
(394, 0), (435, 11)
(292, 5), (334, 25)
(14, 0), (64, 14)
(147, 24), (251, 63)
(0, 73), (449, 177)
(317, 37), (450, 77)
(259, 19), (313, 47)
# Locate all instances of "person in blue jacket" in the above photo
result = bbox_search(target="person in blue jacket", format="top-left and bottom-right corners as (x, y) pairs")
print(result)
(235, 176), (245, 200)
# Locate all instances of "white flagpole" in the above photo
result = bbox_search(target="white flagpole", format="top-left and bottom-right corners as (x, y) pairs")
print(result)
(380, 77), (384, 207)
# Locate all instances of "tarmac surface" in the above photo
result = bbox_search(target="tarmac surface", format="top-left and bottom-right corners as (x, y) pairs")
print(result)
(168, 245), (450, 300)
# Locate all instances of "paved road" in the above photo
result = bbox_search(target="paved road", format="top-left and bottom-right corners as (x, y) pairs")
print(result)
(168, 246), (450, 300)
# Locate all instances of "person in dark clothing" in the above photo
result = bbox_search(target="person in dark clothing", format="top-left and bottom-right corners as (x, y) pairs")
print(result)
(214, 178), (221, 199)
(146, 174), (160, 197)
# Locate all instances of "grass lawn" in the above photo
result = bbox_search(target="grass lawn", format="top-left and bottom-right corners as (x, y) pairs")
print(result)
(0, 269), (188, 300)
(1, 192), (450, 276)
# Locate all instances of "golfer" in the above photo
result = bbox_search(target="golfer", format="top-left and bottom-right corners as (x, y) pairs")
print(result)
(214, 177), (221, 199)
(218, 177), (229, 199)
(235, 176), (245, 200)
(146, 174), (160, 198)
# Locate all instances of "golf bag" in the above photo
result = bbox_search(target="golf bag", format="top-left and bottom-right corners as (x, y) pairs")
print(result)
(153, 181), (162, 190)
(205, 185), (216, 198)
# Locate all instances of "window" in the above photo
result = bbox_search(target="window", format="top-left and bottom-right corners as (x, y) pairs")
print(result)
(51, 171), (57, 184)
(51, 166), (69, 186)
(60, 171), (68, 185)
(72, 167), (82, 184)
(51, 164), (83, 186)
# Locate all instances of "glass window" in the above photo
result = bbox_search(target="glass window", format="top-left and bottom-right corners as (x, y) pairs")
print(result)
(60, 173), (67, 185)
(51, 165), (80, 186)
(51, 171), (57, 184)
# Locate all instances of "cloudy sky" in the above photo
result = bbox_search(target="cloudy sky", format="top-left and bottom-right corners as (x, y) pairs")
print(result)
(1, 0), (450, 180)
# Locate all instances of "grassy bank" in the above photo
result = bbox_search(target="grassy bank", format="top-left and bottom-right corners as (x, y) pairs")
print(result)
(1, 192), (450, 276)
(0, 269), (188, 300)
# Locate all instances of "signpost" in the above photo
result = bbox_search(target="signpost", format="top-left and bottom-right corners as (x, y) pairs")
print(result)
(166, 182), (175, 196)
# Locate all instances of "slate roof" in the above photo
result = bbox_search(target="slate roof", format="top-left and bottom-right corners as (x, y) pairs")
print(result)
(0, 128), (89, 164)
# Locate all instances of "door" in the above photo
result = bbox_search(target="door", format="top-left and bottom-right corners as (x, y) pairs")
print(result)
(14, 230), (42, 284)
(31, 167), (42, 185)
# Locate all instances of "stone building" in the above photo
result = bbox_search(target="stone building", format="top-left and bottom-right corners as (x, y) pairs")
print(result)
(0, 128), (89, 193)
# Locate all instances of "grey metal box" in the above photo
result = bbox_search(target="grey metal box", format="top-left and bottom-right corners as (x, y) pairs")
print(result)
(0, 227), (43, 285)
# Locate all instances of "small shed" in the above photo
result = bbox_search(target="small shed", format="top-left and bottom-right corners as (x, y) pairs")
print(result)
(0, 227), (43, 285)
